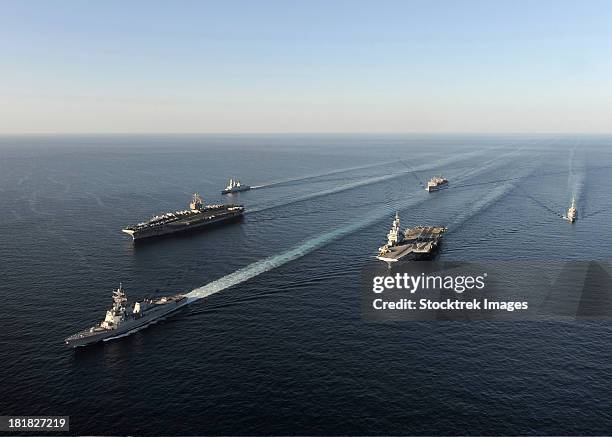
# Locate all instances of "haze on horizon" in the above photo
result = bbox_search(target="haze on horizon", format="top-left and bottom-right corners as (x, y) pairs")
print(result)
(1, 0), (612, 135)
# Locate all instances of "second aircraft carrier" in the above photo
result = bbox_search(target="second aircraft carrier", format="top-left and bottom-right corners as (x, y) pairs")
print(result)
(377, 213), (446, 263)
(122, 193), (244, 240)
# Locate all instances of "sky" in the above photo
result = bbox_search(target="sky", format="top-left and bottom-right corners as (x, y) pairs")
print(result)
(1, 0), (612, 134)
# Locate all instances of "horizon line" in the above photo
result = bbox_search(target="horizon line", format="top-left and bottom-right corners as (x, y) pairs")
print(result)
(1, 131), (611, 136)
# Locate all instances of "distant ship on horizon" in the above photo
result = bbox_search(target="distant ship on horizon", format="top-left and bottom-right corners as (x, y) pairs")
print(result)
(222, 178), (251, 194)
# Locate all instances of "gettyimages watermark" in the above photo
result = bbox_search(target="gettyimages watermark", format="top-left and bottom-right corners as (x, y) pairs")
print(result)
(362, 261), (612, 321)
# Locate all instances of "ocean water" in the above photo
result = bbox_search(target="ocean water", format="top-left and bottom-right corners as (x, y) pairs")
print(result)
(1, 134), (612, 435)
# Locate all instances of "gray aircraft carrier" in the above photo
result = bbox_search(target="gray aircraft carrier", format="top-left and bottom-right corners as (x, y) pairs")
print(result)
(122, 193), (244, 240)
(377, 213), (446, 262)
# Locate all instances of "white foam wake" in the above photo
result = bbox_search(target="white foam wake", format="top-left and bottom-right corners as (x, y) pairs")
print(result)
(248, 149), (486, 214)
(449, 156), (541, 233)
(453, 147), (526, 183)
(567, 146), (585, 205)
(187, 193), (422, 301)
(253, 160), (397, 189)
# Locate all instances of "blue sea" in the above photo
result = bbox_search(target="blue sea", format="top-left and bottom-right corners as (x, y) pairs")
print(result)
(1, 134), (612, 435)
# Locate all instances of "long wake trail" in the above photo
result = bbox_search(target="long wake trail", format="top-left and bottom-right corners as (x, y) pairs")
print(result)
(449, 164), (537, 231)
(252, 160), (398, 189)
(247, 149), (486, 214)
(186, 192), (423, 301)
(567, 144), (585, 209)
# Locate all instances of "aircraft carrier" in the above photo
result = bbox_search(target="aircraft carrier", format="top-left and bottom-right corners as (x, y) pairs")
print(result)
(122, 193), (244, 240)
(65, 284), (188, 348)
(377, 213), (446, 263)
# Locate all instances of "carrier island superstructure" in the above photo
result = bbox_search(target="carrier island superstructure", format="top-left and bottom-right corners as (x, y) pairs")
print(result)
(377, 213), (446, 263)
(122, 193), (244, 240)
(64, 284), (188, 348)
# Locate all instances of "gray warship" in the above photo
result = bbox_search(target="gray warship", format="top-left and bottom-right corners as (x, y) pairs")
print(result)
(65, 284), (188, 348)
(122, 193), (244, 240)
(222, 178), (251, 194)
(377, 213), (446, 263)
(564, 197), (577, 223)
(426, 176), (449, 192)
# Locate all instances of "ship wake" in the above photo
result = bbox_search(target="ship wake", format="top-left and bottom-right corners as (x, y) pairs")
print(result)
(186, 193), (428, 301)
(567, 145), (585, 209)
(247, 149), (486, 214)
(449, 162), (539, 232)
(252, 160), (397, 190)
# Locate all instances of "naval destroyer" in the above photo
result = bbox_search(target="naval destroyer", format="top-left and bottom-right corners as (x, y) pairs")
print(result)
(426, 176), (449, 192)
(377, 213), (446, 263)
(64, 284), (188, 348)
(122, 193), (244, 240)
(222, 178), (251, 194)
(564, 197), (577, 223)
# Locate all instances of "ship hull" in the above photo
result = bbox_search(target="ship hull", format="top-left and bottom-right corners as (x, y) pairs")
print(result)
(376, 243), (442, 263)
(426, 183), (448, 192)
(123, 210), (243, 241)
(377, 226), (445, 263)
(65, 299), (189, 348)
(221, 186), (251, 194)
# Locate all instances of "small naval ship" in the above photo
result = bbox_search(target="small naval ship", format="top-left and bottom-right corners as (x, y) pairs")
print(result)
(564, 197), (577, 223)
(426, 176), (449, 192)
(222, 178), (251, 194)
(64, 284), (188, 348)
(122, 193), (244, 240)
(377, 213), (446, 263)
